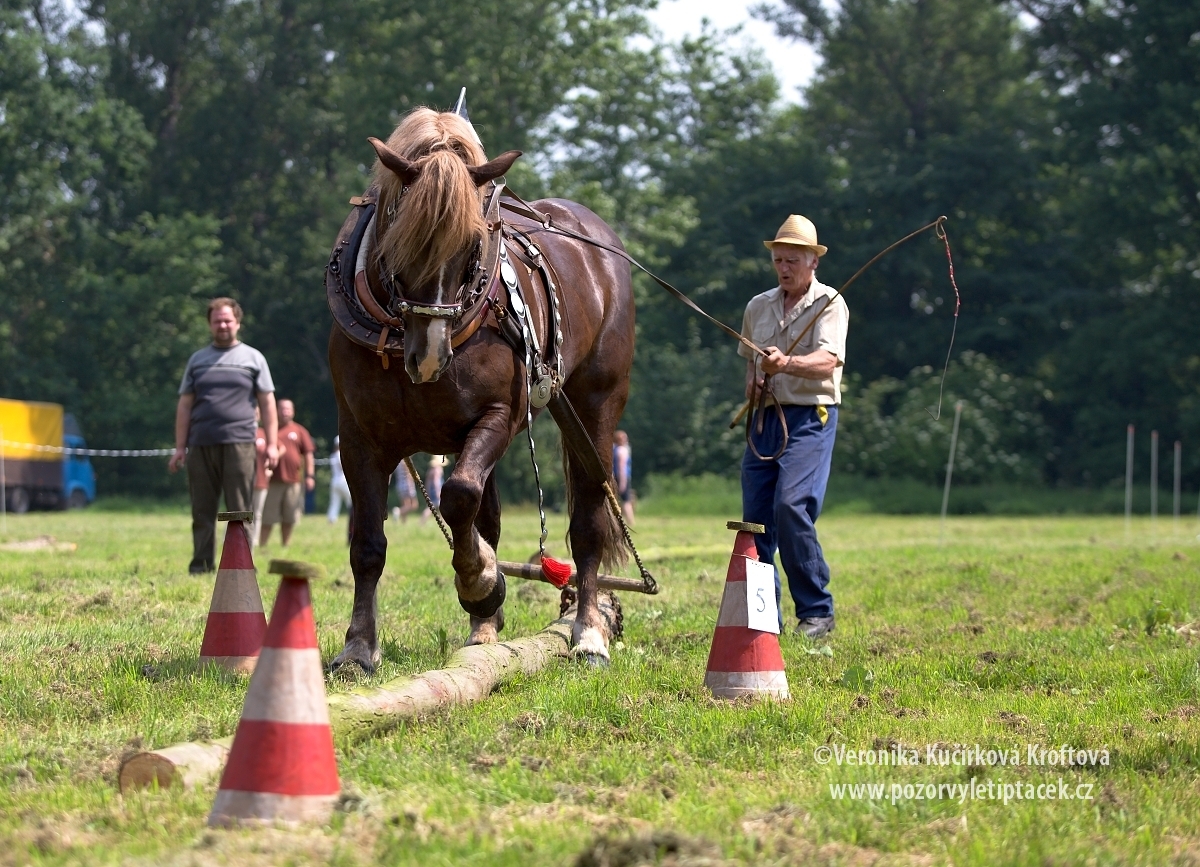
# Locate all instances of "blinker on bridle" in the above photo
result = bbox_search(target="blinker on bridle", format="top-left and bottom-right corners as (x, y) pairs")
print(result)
(376, 190), (487, 322)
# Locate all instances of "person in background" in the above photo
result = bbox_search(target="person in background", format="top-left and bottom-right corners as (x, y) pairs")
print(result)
(169, 297), (277, 574)
(250, 407), (270, 549)
(327, 435), (352, 523)
(304, 478), (317, 515)
(258, 398), (314, 547)
(392, 461), (419, 522)
(739, 214), (847, 639)
(613, 430), (635, 525)
(421, 455), (447, 525)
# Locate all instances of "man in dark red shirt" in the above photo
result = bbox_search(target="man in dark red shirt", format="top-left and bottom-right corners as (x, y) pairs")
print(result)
(258, 398), (315, 547)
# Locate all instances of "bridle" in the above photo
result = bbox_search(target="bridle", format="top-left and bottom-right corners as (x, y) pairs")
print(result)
(367, 186), (498, 325)
(376, 241), (477, 321)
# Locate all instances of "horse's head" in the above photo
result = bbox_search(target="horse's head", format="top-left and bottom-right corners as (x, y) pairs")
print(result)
(367, 110), (521, 384)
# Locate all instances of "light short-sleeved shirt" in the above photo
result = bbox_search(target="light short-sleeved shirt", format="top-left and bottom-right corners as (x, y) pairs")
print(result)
(179, 343), (275, 446)
(738, 279), (848, 406)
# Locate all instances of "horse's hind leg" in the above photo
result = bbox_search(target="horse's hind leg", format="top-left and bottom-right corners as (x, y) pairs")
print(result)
(562, 391), (627, 666)
(466, 473), (504, 645)
(330, 419), (390, 673)
(440, 410), (512, 642)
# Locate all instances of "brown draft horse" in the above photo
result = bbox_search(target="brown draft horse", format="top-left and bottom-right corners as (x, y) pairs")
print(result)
(327, 108), (633, 671)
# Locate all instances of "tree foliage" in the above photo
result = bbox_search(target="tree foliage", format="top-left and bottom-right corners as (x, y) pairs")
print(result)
(1, 0), (1197, 501)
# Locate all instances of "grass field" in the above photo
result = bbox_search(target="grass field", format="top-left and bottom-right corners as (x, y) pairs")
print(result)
(2, 507), (1200, 866)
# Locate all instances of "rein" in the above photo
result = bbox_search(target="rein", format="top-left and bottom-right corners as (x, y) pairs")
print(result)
(498, 193), (962, 462)
(499, 190), (770, 361)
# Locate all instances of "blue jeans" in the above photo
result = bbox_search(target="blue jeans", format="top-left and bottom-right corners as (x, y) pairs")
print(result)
(741, 404), (838, 622)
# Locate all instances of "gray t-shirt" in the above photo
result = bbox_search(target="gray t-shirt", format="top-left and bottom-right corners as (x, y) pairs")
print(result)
(179, 343), (275, 446)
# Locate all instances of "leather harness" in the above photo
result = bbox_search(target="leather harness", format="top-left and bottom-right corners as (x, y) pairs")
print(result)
(323, 176), (656, 593)
(326, 178), (564, 381)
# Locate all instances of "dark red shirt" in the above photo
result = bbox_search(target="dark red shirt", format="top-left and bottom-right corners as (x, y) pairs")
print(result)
(274, 421), (314, 485)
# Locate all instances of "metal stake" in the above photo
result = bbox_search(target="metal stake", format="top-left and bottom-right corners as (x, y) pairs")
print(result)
(1125, 425), (1134, 541)
(1174, 440), (1182, 535)
(939, 400), (963, 546)
(1151, 430), (1159, 535)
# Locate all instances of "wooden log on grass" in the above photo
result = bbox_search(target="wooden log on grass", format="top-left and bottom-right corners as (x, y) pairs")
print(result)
(119, 739), (233, 793)
(118, 595), (619, 793)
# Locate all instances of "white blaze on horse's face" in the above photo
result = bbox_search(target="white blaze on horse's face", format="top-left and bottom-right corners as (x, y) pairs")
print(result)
(404, 262), (455, 384)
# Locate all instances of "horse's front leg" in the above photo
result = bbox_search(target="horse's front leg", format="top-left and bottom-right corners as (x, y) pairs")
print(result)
(440, 410), (511, 645)
(465, 473), (504, 645)
(330, 420), (390, 673)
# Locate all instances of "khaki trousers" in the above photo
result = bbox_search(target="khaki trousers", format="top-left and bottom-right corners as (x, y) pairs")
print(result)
(186, 443), (256, 572)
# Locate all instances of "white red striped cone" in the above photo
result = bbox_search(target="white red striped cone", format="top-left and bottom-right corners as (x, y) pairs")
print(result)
(704, 522), (790, 700)
(208, 560), (340, 827)
(199, 512), (267, 674)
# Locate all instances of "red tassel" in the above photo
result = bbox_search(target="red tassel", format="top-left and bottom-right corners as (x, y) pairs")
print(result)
(540, 555), (573, 589)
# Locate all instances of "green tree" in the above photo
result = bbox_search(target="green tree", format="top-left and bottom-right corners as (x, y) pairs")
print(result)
(1018, 0), (1200, 485)
(836, 352), (1053, 485)
(1, 1), (220, 498)
(761, 0), (1068, 387)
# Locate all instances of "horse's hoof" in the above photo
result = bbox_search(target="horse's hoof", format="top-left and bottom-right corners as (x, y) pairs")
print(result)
(577, 652), (610, 669)
(466, 609), (504, 646)
(328, 647), (378, 676)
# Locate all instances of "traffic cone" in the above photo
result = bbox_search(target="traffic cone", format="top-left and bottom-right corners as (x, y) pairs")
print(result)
(208, 559), (340, 827)
(199, 511), (267, 674)
(703, 521), (790, 700)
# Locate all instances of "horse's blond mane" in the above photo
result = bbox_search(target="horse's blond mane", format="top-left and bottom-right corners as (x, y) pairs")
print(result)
(373, 108), (488, 291)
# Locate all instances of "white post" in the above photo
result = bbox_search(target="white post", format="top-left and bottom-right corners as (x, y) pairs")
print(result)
(1174, 440), (1182, 535)
(1150, 430), (1159, 536)
(1125, 424), (1134, 541)
(0, 424), (6, 536)
(939, 400), (963, 546)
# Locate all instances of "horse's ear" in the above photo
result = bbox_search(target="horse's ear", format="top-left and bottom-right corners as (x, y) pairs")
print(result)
(368, 137), (421, 185)
(467, 150), (522, 186)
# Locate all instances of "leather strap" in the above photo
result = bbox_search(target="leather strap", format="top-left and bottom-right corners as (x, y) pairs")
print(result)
(746, 379), (788, 462)
(499, 190), (767, 360)
(376, 327), (391, 369)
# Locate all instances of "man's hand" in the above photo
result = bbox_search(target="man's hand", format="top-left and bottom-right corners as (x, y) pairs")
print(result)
(266, 444), (280, 471)
(746, 375), (765, 402)
(171, 394), (193, 474)
(761, 346), (791, 376)
(305, 476), (315, 492)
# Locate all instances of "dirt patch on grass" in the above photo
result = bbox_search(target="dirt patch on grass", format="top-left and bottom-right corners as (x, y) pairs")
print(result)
(185, 820), (379, 867)
(575, 830), (724, 867)
(740, 805), (936, 866)
(1, 536), (77, 552)
(1144, 705), (1200, 723)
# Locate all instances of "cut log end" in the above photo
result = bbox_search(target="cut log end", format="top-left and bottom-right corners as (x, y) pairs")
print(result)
(119, 753), (178, 794)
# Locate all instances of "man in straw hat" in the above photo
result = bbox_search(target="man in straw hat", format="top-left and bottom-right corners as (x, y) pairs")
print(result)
(738, 215), (847, 639)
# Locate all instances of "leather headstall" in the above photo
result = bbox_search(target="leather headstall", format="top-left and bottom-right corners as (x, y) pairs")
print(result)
(325, 181), (507, 367)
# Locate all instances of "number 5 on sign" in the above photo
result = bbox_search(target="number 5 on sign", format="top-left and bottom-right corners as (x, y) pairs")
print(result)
(745, 559), (779, 633)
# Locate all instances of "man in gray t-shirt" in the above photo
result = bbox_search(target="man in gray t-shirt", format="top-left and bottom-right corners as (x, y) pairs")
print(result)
(169, 298), (278, 573)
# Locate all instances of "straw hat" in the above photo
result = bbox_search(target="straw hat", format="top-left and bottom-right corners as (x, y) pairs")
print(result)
(763, 214), (827, 256)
